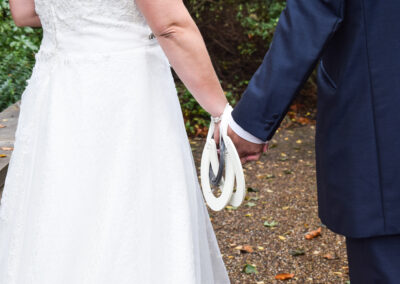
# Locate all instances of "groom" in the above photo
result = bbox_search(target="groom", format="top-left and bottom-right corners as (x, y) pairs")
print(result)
(227, 0), (400, 283)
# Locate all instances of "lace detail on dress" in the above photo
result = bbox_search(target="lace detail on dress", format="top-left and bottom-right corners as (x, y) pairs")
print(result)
(34, 0), (150, 53)
(34, 0), (146, 30)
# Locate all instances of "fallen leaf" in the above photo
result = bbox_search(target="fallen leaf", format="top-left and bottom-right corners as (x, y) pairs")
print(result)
(247, 187), (259, 192)
(305, 227), (322, 240)
(0, 154), (7, 158)
(242, 264), (258, 274)
(0, 124), (6, 128)
(225, 205), (238, 211)
(290, 249), (305, 256)
(0, 147), (13, 151)
(246, 202), (256, 207)
(257, 246), (264, 251)
(264, 220), (278, 227)
(244, 213), (253, 217)
(278, 235), (286, 241)
(275, 273), (294, 280)
(235, 245), (253, 253)
(249, 196), (260, 201)
(323, 253), (336, 260)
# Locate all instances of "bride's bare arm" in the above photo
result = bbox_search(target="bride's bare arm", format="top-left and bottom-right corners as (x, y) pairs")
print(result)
(136, 0), (228, 117)
(9, 0), (41, 27)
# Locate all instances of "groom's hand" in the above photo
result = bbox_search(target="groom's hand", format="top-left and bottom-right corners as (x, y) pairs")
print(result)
(227, 126), (267, 164)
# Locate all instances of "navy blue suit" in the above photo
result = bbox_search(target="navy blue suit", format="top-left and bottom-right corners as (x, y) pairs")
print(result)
(232, 1), (400, 281)
(232, 0), (400, 238)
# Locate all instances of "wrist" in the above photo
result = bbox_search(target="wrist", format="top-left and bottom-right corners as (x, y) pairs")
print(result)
(211, 102), (230, 123)
(210, 99), (229, 116)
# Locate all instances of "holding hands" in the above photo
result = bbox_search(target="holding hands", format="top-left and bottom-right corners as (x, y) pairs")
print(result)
(227, 126), (268, 164)
(212, 106), (268, 165)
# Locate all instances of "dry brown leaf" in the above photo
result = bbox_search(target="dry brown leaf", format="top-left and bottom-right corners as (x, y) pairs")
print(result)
(305, 227), (322, 240)
(0, 124), (6, 128)
(234, 245), (254, 253)
(323, 253), (336, 260)
(275, 273), (295, 280)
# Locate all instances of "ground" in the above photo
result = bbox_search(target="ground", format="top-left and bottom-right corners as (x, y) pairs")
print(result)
(190, 124), (350, 284)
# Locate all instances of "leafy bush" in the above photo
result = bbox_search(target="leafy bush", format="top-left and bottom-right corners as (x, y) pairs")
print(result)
(184, 0), (286, 89)
(0, 2), (42, 111)
(0, 1), (315, 135)
(178, 84), (237, 136)
(182, 0), (316, 134)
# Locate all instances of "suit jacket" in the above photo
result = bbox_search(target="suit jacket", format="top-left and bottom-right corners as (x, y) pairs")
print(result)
(232, 0), (400, 238)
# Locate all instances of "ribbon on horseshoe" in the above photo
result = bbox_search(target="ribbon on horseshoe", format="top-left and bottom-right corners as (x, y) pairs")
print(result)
(200, 104), (246, 211)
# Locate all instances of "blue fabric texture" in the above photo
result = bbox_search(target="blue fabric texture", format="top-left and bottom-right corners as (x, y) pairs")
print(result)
(346, 235), (400, 283)
(232, 0), (400, 237)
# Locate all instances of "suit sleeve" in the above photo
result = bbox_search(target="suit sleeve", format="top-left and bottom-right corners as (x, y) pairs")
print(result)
(231, 0), (345, 141)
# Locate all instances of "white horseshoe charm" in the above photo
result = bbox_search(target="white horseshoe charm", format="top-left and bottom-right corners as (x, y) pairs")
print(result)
(200, 105), (246, 211)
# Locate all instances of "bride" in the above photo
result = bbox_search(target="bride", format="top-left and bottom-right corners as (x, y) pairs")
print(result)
(0, 0), (230, 283)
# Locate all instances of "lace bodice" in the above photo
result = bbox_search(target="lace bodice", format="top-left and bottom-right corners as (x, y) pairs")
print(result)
(34, 0), (154, 54)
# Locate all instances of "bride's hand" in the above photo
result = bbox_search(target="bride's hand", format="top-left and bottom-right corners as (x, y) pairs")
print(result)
(213, 121), (221, 145)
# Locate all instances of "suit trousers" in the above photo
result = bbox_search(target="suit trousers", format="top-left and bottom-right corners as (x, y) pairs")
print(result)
(346, 234), (400, 284)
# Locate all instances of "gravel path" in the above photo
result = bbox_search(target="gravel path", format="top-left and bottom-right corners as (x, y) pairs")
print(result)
(190, 125), (350, 284)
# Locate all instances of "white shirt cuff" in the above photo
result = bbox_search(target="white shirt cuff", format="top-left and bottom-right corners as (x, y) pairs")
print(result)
(227, 112), (268, 144)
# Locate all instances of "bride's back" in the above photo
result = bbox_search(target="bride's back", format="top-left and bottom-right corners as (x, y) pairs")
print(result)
(34, 0), (154, 54)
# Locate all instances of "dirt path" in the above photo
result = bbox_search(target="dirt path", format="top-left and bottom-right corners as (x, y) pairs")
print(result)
(190, 125), (349, 284)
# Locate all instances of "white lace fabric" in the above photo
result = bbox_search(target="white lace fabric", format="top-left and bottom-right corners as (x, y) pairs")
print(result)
(0, 1), (230, 283)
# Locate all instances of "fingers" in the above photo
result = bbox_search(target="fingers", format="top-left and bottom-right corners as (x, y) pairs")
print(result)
(240, 153), (262, 165)
(213, 121), (221, 147)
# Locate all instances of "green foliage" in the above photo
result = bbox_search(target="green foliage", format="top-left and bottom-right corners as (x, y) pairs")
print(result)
(0, 1), (314, 135)
(180, 0), (288, 134)
(237, 1), (286, 55)
(0, 2), (42, 111)
(184, 0), (286, 82)
(177, 84), (237, 136)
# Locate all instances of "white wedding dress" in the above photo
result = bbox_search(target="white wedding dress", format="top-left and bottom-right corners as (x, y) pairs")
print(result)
(0, 1), (230, 283)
